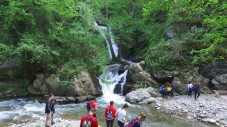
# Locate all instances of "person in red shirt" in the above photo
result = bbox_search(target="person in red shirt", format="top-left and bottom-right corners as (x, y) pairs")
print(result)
(80, 108), (98, 127)
(90, 98), (98, 111)
(89, 98), (98, 117)
(104, 101), (117, 127)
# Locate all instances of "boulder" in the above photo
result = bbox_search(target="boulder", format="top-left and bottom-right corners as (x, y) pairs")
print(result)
(139, 97), (156, 104)
(122, 82), (135, 95)
(0, 57), (20, 80)
(67, 71), (102, 97)
(199, 62), (227, 79)
(128, 61), (145, 76)
(211, 74), (227, 90)
(153, 70), (179, 81)
(44, 74), (63, 95)
(125, 87), (156, 104)
(114, 84), (122, 94)
(131, 71), (158, 87)
(172, 77), (186, 94)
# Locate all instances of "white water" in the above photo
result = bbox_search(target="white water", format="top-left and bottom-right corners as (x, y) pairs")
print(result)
(98, 64), (128, 104)
(94, 22), (118, 59)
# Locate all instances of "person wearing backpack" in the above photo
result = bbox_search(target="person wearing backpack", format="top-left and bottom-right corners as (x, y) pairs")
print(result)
(87, 98), (98, 117)
(116, 103), (129, 127)
(125, 112), (146, 127)
(104, 101), (117, 127)
(80, 108), (98, 127)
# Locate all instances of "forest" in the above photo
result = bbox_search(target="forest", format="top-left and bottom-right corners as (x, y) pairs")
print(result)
(0, 0), (226, 82)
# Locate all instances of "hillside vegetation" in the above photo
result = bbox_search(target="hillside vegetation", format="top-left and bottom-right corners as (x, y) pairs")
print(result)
(0, 0), (226, 81)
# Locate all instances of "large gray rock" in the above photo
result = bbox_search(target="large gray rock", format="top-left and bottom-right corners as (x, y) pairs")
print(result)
(127, 61), (158, 86)
(153, 70), (179, 81)
(131, 71), (158, 87)
(125, 87), (157, 104)
(67, 71), (102, 97)
(211, 74), (227, 90)
(199, 62), (227, 79)
(0, 57), (20, 80)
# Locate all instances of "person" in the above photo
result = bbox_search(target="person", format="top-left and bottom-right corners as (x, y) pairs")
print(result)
(166, 82), (174, 97)
(104, 101), (117, 127)
(45, 93), (55, 127)
(88, 98), (98, 117)
(50, 97), (56, 125)
(159, 85), (167, 98)
(80, 108), (98, 127)
(192, 83), (200, 100)
(187, 81), (193, 98)
(116, 103), (129, 127)
(125, 112), (146, 127)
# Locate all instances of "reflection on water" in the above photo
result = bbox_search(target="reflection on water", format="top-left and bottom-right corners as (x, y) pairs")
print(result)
(0, 98), (216, 127)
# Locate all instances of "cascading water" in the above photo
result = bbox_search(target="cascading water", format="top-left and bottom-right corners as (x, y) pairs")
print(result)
(94, 22), (129, 104)
(98, 64), (128, 104)
(94, 22), (119, 59)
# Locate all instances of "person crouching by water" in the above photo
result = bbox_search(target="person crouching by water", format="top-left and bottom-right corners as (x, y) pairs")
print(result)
(124, 112), (146, 127)
(45, 93), (55, 127)
(116, 103), (129, 127)
(80, 108), (98, 127)
(104, 101), (117, 127)
(159, 85), (168, 98)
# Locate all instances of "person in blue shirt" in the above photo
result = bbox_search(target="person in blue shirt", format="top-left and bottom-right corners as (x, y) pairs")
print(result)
(159, 85), (167, 98)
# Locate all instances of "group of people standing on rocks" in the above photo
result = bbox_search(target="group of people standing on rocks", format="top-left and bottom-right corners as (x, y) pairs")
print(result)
(80, 98), (146, 127)
(159, 80), (201, 100)
(45, 96), (146, 127)
(187, 80), (201, 100)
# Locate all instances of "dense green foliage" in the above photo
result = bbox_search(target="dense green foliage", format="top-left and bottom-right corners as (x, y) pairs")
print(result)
(0, 0), (108, 80)
(92, 0), (227, 71)
(0, 0), (227, 82)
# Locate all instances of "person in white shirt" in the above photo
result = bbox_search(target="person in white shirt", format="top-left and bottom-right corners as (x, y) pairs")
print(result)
(187, 81), (193, 98)
(116, 103), (129, 127)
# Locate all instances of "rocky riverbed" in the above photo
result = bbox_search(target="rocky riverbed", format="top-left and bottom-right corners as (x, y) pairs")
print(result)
(155, 94), (227, 127)
(8, 118), (81, 127)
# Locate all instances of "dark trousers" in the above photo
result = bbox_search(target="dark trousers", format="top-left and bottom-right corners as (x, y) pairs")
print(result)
(167, 90), (174, 97)
(160, 90), (167, 97)
(188, 88), (192, 97)
(106, 119), (114, 127)
(118, 121), (124, 127)
(194, 92), (200, 100)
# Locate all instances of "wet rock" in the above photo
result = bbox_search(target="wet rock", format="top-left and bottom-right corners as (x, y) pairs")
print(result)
(114, 83), (122, 94)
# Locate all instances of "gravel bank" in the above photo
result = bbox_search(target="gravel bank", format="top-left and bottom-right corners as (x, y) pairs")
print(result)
(155, 94), (227, 127)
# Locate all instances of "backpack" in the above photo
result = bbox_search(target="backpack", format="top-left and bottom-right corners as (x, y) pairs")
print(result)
(87, 102), (91, 111)
(126, 118), (141, 127)
(106, 108), (113, 120)
(82, 115), (93, 127)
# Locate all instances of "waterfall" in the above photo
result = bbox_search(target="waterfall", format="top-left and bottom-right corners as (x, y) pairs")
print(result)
(93, 22), (118, 59)
(94, 22), (131, 104)
(98, 64), (128, 104)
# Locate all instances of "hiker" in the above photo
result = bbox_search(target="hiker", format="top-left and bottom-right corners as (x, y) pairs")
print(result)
(116, 103), (129, 127)
(187, 81), (193, 98)
(45, 93), (55, 127)
(166, 82), (174, 97)
(50, 97), (56, 125)
(124, 112), (146, 127)
(159, 85), (167, 98)
(192, 83), (200, 100)
(80, 108), (98, 127)
(87, 98), (98, 117)
(104, 101), (117, 127)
